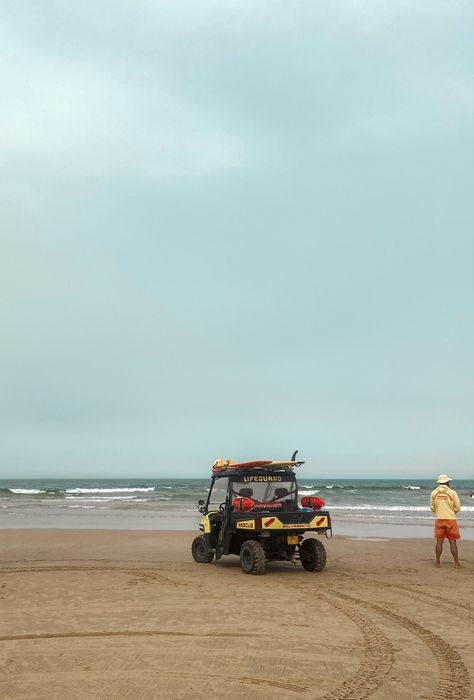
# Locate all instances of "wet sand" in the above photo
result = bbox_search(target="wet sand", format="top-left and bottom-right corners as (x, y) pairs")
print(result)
(0, 530), (473, 699)
(2, 508), (473, 541)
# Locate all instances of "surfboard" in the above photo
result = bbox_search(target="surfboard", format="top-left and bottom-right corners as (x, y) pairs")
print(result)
(212, 459), (274, 472)
(265, 460), (304, 468)
(212, 458), (302, 472)
(223, 460), (273, 470)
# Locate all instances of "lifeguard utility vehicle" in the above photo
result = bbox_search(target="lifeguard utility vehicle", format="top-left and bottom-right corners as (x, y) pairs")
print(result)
(191, 452), (331, 575)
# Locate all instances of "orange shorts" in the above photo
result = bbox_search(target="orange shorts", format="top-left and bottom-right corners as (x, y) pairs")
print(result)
(434, 519), (460, 540)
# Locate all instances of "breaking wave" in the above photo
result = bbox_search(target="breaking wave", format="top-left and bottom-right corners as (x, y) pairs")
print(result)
(65, 487), (155, 494)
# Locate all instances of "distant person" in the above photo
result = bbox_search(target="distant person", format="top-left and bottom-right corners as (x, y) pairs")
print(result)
(430, 474), (462, 569)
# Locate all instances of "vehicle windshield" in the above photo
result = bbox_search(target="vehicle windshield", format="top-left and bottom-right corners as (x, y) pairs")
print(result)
(230, 479), (297, 504)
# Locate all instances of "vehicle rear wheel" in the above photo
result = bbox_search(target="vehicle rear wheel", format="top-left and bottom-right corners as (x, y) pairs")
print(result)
(240, 540), (266, 575)
(300, 537), (326, 572)
(191, 535), (214, 563)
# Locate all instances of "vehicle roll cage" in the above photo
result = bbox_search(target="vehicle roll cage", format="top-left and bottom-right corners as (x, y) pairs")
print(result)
(201, 468), (298, 514)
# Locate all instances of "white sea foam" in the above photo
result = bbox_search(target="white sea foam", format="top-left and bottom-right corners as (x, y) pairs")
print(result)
(347, 514), (431, 520)
(402, 485), (421, 490)
(330, 504), (474, 512)
(8, 488), (45, 494)
(65, 487), (154, 494)
(65, 495), (138, 501)
(299, 489), (320, 496)
(347, 537), (391, 541)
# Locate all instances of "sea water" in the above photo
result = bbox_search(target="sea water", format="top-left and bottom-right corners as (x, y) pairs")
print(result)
(0, 478), (473, 538)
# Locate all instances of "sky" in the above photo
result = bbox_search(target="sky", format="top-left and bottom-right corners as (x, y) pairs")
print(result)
(1, 1), (473, 479)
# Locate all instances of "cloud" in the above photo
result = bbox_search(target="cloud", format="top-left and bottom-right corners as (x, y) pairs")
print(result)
(0, 1), (472, 476)
(0, 21), (249, 189)
(2, 0), (472, 191)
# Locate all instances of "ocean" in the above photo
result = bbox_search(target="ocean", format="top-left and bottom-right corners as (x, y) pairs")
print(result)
(1, 477), (473, 538)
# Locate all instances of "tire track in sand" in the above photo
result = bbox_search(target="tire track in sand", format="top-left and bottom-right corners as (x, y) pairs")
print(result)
(0, 669), (307, 694)
(239, 676), (307, 693)
(316, 593), (394, 700)
(0, 596), (392, 697)
(0, 565), (190, 588)
(0, 629), (299, 643)
(331, 590), (471, 700)
(332, 572), (474, 624)
(395, 584), (474, 620)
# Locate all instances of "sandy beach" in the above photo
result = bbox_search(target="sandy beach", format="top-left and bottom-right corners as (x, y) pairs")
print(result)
(0, 530), (472, 699)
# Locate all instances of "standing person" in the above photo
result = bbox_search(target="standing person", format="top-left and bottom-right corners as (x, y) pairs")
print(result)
(430, 474), (462, 568)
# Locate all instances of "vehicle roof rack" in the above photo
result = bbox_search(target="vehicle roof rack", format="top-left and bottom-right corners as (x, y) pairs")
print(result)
(211, 462), (305, 476)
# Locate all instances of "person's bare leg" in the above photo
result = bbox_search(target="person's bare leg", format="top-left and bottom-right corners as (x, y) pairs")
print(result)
(435, 538), (444, 566)
(449, 540), (463, 568)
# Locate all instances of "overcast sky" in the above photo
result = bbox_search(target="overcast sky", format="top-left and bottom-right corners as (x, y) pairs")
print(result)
(1, 1), (473, 479)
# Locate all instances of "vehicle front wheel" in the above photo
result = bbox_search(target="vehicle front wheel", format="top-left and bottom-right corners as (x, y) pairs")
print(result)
(191, 535), (214, 563)
(300, 537), (327, 572)
(240, 540), (266, 575)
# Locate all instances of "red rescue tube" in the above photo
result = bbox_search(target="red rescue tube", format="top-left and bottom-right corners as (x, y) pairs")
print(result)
(301, 496), (325, 510)
(233, 497), (254, 512)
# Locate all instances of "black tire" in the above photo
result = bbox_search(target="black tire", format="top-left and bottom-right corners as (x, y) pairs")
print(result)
(191, 535), (214, 563)
(300, 537), (327, 572)
(240, 540), (266, 575)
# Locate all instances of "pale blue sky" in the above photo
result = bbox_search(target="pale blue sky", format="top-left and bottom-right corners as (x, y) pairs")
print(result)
(1, 1), (473, 478)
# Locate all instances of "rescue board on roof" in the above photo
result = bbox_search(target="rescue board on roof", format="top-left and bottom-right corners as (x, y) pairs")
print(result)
(266, 460), (305, 468)
(211, 458), (305, 473)
(212, 459), (273, 472)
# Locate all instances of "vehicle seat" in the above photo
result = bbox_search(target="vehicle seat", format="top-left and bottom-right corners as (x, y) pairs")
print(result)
(274, 487), (296, 512)
(238, 488), (253, 498)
